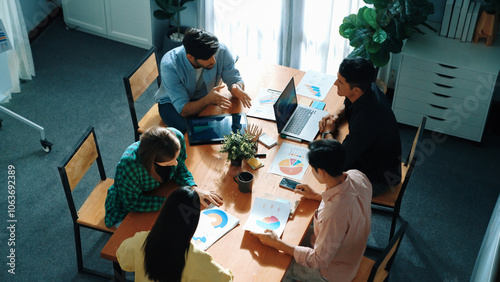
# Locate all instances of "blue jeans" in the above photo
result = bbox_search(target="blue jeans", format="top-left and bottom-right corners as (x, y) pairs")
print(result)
(158, 102), (187, 134)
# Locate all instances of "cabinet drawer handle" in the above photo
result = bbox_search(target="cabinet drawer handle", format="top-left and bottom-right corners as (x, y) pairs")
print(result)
(430, 104), (448, 110)
(434, 83), (453, 89)
(432, 92), (450, 98)
(438, 63), (458, 69)
(436, 73), (455, 79)
(427, 115), (445, 121)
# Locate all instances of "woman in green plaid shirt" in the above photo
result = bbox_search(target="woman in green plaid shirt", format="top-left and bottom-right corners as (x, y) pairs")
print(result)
(105, 126), (223, 227)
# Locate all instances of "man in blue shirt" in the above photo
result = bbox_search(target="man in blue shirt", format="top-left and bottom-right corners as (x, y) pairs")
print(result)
(155, 28), (252, 133)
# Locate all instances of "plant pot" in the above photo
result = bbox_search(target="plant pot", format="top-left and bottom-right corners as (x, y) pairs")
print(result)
(162, 26), (189, 56)
(230, 158), (243, 166)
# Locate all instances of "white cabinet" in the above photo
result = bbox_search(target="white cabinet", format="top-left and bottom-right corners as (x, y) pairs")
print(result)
(392, 26), (500, 142)
(62, 0), (152, 49)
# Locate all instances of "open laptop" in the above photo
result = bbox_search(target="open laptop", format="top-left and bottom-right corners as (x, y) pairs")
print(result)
(273, 77), (329, 142)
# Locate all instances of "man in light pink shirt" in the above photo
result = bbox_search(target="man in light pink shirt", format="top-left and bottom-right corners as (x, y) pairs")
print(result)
(251, 139), (372, 281)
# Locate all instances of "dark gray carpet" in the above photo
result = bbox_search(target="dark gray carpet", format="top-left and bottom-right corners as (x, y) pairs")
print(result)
(1, 16), (499, 281)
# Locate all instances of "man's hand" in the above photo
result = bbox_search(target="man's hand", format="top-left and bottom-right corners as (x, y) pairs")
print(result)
(319, 114), (337, 135)
(206, 85), (232, 109)
(295, 184), (322, 201)
(250, 229), (280, 248)
(250, 229), (295, 256)
(192, 186), (224, 208)
(230, 84), (252, 108)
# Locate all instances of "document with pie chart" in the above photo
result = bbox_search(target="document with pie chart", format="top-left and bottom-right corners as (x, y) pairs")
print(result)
(269, 142), (309, 181)
(242, 197), (292, 237)
(192, 206), (240, 250)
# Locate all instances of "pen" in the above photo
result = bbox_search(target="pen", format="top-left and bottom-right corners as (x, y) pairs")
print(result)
(255, 154), (266, 158)
(280, 134), (302, 142)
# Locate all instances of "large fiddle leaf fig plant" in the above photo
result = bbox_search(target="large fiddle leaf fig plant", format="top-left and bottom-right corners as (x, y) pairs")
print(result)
(339, 0), (435, 67)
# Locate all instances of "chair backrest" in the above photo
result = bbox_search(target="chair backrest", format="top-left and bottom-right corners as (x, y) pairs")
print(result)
(395, 116), (427, 203)
(124, 46), (161, 140)
(368, 221), (408, 282)
(58, 127), (106, 223)
(405, 116), (427, 167)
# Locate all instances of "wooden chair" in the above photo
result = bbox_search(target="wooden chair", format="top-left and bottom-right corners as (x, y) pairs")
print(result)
(124, 46), (166, 141)
(371, 117), (427, 241)
(58, 126), (116, 278)
(353, 221), (408, 282)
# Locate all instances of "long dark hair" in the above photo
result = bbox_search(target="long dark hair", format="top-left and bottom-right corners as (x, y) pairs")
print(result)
(138, 127), (181, 173)
(143, 187), (200, 281)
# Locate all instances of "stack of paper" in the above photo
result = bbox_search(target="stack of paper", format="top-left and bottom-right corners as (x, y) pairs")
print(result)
(262, 193), (299, 219)
(296, 70), (336, 101)
(247, 88), (280, 121)
(242, 197), (292, 237)
(192, 206), (240, 250)
(268, 142), (310, 181)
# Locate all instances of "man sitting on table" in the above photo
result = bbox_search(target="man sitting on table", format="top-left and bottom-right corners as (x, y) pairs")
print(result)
(251, 139), (372, 282)
(155, 28), (252, 133)
(319, 57), (402, 196)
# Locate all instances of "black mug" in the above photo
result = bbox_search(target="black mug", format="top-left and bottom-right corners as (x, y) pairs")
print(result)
(234, 171), (254, 193)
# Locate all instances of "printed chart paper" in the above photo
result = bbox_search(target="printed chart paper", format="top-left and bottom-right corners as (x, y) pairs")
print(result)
(243, 197), (291, 237)
(247, 88), (281, 121)
(296, 70), (336, 101)
(192, 207), (240, 250)
(269, 142), (309, 181)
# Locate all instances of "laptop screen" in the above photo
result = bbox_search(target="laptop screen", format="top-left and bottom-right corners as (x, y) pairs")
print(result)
(273, 78), (298, 133)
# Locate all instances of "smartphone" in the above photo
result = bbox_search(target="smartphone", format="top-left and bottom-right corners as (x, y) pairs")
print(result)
(279, 178), (301, 191)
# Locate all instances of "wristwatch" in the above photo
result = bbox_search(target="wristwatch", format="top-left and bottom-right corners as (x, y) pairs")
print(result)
(321, 132), (332, 139)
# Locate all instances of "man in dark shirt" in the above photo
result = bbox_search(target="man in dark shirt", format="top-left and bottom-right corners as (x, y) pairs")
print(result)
(319, 57), (402, 196)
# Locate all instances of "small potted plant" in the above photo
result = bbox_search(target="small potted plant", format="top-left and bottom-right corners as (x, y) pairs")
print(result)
(219, 131), (257, 166)
(153, 0), (195, 54)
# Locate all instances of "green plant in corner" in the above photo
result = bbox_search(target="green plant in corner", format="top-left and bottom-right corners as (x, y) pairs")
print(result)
(154, 0), (195, 41)
(219, 131), (257, 163)
(339, 0), (435, 67)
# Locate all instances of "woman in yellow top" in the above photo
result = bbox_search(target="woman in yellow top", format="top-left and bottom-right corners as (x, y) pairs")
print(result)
(116, 186), (234, 282)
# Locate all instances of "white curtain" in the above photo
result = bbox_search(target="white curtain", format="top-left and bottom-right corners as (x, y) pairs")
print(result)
(207, 0), (364, 76)
(0, 0), (35, 96)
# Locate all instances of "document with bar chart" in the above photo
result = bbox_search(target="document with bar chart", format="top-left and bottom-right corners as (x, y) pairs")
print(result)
(296, 70), (336, 101)
(269, 142), (309, 181)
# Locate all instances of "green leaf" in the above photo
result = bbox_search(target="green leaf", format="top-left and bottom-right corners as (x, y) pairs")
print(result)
(348, 45), (369, 60)
(368, 49), (391, 67)
(378, 10), (392, 28)
(349, 28), (372, 48)
(368, 0), (390, 10)
(365, 38), (381, 53)
(363, 8), (379, 29)
(357, 6), (369, 25)
(372, 28), (387, 43)
(342, 14), (358, 28)
(155, 0), (168, 12)
(339, 14), (359, 38)
(154, 10), (174, 20)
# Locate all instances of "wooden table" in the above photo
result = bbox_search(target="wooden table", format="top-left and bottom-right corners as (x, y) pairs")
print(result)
(101, 58), (346, 281)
